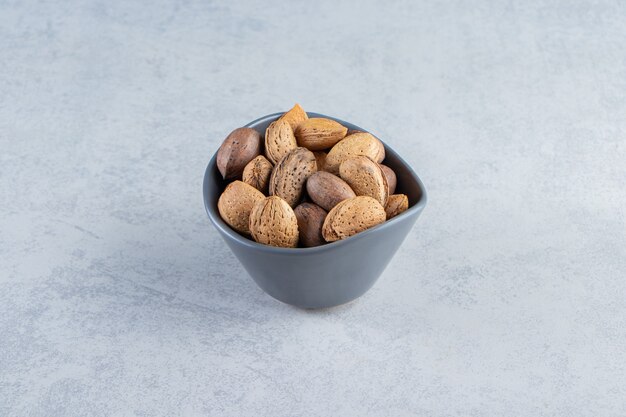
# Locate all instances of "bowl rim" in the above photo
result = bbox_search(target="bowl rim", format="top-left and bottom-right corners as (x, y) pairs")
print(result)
(203, 111), (428, 254)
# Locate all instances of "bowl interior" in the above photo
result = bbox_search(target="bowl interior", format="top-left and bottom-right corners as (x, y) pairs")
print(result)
(203, 112), (427, 252)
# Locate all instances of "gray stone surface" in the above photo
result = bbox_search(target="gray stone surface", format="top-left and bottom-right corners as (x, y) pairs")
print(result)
(1, 0), (625, 415)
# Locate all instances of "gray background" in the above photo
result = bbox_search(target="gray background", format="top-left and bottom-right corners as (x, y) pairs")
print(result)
(1, 0), (625, 416)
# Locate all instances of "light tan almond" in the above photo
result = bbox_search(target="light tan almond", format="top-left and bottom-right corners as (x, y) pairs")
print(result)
(217, 180), (265, 234)
(339, 156), (388, 206)
(324, 132), (385, 173)
(249, 196), (299, 248)
(242, 155), (273, 194)
(216, 128), (262, 180)
(294, 203), (327, 247)
(295, 118), (348, 151)
(280, 103), (308, 131)
(385, 194), (409, 220)
(269, 147), (317, 207)
(322, 196), (386, 242)
(265, 118), (297, 164)
(306, 171), (356, 212)
(313, 151), (327, 171)
(379, 164), (397, 195)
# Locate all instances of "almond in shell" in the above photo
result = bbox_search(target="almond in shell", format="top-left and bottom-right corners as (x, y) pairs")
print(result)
(249, 196), (299, 248)
(313, 151), (327, 171)
(324, 132), (385, 173)
(269, 147), (317, 207)
(280, 103), (308, 131)
(294, 203), (327, 247)
(306, 171), (356, 212)
(322, 196), (386, 242)
(242, 155), (273, 194)
(295, 118), (348, 151)
(216, 127), (262, 180)
(379, 164), (397, 195)
(217, 180), (265, 234)
(339, 156), (388, 206)
(265, 118), (297, 164)
(385, 194), (409, 219)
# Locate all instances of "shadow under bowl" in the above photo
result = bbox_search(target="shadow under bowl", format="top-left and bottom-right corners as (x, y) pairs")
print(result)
(203, 112), (427, 309)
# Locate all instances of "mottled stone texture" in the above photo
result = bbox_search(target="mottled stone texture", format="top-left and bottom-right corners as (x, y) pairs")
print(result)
(1, 0), (625, 416)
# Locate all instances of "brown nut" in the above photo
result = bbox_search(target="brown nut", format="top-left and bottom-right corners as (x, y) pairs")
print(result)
(295, 118), (348, 151)
(324, 132), (385, 173)
(385, 194), (409, 220)
(249, 196), (299, 248)
(339, 156), (388, 206)
(216, 127), (262, 180)
(217, 180), (265, 234)
(306, 171), (356, 212)
(379, 164), (397, 195)
(313, 151), (327, 171)
(322, 196), (386, 242)
(280, 103), (308, 131)
(265, 118), (297, 165)
(242, 155), (273, 194)
(269, 147), (317, 207)
(294, 203), (327, 247)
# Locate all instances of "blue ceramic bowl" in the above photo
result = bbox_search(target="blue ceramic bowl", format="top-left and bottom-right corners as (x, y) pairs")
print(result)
(203, 112), (427, 308)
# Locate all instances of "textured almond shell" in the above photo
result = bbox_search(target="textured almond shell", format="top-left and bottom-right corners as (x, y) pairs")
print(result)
(280, 103), (308, 131)
(313, 151), (327, 171)
(385, 194), (409, 220)
(269, 147), (317, 207)
(295, 118), (348, 151)
(339, 156), (388, 206)
(265, 118), (297, 164)
(242, 155), (273, 194)
(322, 196), (386, 242)
(249, 196), (299, 248)
(306, 171), (356, 212)
(217, 181), (265, 234)
(379, 164), (397, 195)
(294, 202), (327, 247)
(324, 132), (385, 173)
(216, 127), (262, 180)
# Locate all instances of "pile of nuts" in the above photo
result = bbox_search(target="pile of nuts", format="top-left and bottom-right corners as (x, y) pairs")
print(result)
(216, 104), (409, 248)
